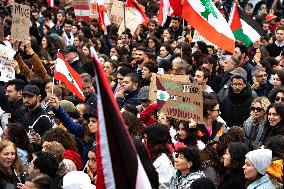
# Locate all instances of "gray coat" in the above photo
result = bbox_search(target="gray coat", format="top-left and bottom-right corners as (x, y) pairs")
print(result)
(243, 117), (266, 149)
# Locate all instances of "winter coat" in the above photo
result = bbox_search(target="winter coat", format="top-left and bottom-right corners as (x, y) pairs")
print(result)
(247, 174), (275, 189)
(243, 117), (266, 149)
(170, 170), (205, 189)
(219, 169), (246, 189)
(261, 122), (284, 144)
(116, 89), (140, 108)
(220, 85), (256, 127)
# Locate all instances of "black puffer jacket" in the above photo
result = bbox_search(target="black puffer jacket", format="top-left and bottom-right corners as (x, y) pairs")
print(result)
(220, 85), (255, 127)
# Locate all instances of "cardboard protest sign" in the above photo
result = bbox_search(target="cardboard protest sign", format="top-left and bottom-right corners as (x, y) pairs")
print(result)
(149, 74), (190, 101)
(150, 74), (203, 123)
(109, 0), (124, 25)
(0, 44), (16, 65)
(118, 8), (140, 34)
(11, 3), (30, 41)
(0, 64), (15, 82)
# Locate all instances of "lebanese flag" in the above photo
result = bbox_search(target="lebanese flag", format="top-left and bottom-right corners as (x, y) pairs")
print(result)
(182, 0), (235, 53)
(73, 4), (91, 23)
(54, 52), (85, 101)
(97, 0), (111, 28)
(92, 53), (152, 188)
(158, 0), (170, 26)
(229, 3), (265, 47)
(125, 0), (148, 26)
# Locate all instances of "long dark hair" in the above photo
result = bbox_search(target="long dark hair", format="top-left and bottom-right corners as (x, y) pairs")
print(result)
(6, 123), (32, 161)
(227, 142), (249, 173)
(267, 103), (284, 126)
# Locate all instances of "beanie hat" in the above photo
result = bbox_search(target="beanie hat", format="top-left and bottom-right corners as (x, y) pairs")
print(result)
(63, 171), (94, 189)
(64, 150), (83, 171)
(245, 149), (272, 175)
(60, 100), (77, 113)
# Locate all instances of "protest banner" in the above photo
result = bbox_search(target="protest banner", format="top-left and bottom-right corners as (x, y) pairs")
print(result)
(0, 64), (15, 82)
(118, 7), (141, 34)
(192, 30), (218, 48)
(149, 74), (190, 101)
(0, 44), (16, 65)
(11, 3), (30, 41)
(109, 0), (124, 25)
(150, 74), (203, 123)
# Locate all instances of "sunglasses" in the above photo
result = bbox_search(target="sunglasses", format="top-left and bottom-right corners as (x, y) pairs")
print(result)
(251, 107), (264, 112)
(275, 96), (284, 102)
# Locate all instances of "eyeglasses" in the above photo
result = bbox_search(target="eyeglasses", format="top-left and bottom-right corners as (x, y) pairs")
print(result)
(251, 107), (264, 112)
(211, 109), (220, 112)
(256, 74), (267, 78)
(275, 96), (284, 102)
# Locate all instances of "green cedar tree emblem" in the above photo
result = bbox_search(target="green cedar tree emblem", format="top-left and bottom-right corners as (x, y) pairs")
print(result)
(68, 73), (75, 83)
(159, 92), (166, 101)
(200, 0), (218, 20)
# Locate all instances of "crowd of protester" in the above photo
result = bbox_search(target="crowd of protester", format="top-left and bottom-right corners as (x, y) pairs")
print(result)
(1, 0), (284, 188)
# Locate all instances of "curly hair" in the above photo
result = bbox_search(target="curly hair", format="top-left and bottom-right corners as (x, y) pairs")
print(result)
(122, 111), (143, 137)
(252, 96), (271, 111)
(176, 146), (202, 172)
(217, 126), (247, 156)
(41, 128), (78, 152)
(265, 135), (284, 159)
(5, 123), (32, 161)
(42, 141), (65, 163)
(200, 142), (221, 169)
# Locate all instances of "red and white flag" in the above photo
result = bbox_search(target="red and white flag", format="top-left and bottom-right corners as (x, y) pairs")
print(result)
(97, 0), (111, 28)
(182, 0), (235, 53)
(54, 52), (85, 101)
(91, 53), (152, 189)
(158, 0), (170, 26)
(125, 0), (148, 26)
(73, 4), (91, 23)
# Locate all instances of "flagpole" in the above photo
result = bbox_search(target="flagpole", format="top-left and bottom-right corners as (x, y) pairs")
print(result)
(52, 76), (55, 96)
(123, 0), (127, 33)
(181, 18), (185, 60)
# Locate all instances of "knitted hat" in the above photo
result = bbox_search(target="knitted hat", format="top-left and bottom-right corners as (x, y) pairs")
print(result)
(60, 100), (77, 113)
(63, 171), (94, 189)
(245, 149), (272, 175)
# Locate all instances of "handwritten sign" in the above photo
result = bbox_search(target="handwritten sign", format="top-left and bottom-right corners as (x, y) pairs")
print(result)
(0, 64), (15, 82)
(11, 3), (30, 41)
(0, 44), (16, 65)
(150, 74), (203, 123)
(109, 0), (124, 25)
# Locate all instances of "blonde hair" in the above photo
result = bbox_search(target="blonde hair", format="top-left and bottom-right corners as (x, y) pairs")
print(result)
(251, 96), (271, 112)
(0, 140), (24, 175)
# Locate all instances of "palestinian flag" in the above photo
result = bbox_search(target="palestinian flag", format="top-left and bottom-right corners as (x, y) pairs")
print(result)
(54, 52), (85, 101)
(229, 3), (265, 47)
(182, 0), (235, 53)
(92, 52), (151, 188)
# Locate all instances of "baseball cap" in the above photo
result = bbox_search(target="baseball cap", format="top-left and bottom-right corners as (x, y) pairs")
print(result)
(22, 85), (40, 96)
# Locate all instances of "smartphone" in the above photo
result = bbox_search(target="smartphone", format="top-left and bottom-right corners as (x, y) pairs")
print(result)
(157, 68), (164, 75)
